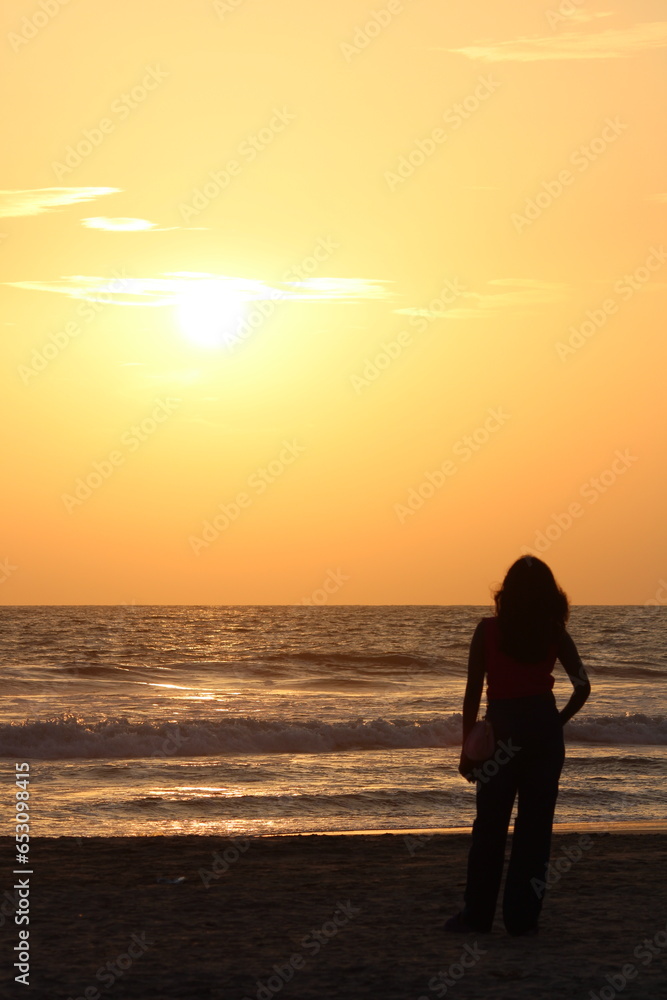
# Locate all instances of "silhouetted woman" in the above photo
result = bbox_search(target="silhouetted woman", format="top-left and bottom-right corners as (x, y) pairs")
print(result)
(445, 555), (591, 936)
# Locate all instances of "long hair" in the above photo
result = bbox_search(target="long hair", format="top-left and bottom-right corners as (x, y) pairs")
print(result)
(492, 556), (569, 663)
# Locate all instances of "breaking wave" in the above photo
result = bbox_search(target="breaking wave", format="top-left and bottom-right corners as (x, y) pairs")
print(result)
(1, 712), (665, 759)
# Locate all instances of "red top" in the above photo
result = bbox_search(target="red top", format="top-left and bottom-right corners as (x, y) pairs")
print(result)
(484, 616), (557, 700)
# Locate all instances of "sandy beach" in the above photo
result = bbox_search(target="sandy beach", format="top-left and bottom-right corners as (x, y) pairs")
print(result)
(2, 829), (665, 999)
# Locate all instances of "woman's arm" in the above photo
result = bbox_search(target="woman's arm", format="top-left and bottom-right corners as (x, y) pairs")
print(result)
(458, 620), (486, 781)
(462, 619), (486, 742)
(556, 628), (591, 725)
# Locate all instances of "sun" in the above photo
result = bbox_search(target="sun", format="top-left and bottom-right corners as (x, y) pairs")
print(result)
(177, 280), (249, 348)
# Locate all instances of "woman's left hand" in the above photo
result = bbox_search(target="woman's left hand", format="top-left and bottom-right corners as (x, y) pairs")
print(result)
(458, 753), (477, 783)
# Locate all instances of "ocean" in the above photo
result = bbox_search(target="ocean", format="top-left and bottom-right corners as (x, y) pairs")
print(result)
(0, 605), (664, 837)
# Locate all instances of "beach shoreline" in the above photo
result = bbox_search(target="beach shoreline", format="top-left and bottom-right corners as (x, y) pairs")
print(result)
(3, 830), (665, 998)
(269, 819), (667, 837)
(15, 818), (665, 839)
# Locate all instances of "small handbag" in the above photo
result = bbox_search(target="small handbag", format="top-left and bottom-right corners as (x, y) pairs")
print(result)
(463, 719), (495, 761)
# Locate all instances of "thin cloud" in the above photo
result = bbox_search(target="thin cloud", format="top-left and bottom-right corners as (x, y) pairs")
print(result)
(282, 277), (393, 300)
(395, 279), (569, 320)
(5, 272), (395, 307)
(82, 217), (157, 231)
(0, 187), (119, 218)
(442, 21), (667, 62)
(649, 193), (667, 203)
(567, 11), (613, 24)
(81, 216), (202, 232)
(486, 278), (567, 291)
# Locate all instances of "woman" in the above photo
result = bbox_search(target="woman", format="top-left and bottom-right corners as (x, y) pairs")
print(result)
(445, 555), (591, 937)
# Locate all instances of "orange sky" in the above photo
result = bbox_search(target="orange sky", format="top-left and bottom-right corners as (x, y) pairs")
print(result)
(1, 0), (666, 604)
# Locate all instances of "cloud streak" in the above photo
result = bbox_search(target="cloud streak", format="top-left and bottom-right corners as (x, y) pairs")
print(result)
(81, 217), (200, 232)
(564, 11), (613, 25)
(442, 21), (667, 62)
(395, 279), (569, 320)
(81, 217), (157, 231)
(0, 187), (119, 218)
(5, 272), (395, 307)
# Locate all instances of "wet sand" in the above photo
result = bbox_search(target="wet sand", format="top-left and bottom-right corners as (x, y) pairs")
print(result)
(2, 830), (666, 999)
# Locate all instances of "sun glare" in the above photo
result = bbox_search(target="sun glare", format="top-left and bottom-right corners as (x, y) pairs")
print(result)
(177, 281), (249, 348)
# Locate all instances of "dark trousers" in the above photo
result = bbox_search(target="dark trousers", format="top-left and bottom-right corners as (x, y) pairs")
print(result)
(462, 693), (565, 934)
